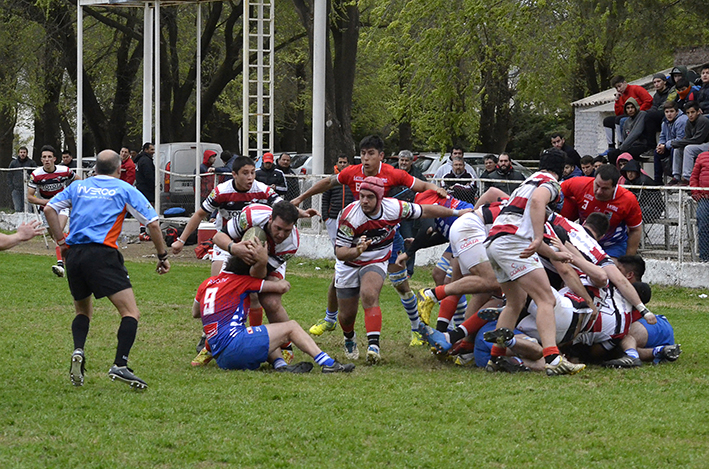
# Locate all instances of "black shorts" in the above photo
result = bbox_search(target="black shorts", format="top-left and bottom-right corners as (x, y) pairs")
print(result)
(65, 243), (132, 301)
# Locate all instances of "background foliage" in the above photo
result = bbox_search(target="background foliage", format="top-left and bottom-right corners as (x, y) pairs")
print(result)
(1, 0), (708, 169)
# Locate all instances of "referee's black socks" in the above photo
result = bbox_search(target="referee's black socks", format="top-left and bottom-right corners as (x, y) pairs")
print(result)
(115, 316), (139, 367)
(72, 314), (90, 351)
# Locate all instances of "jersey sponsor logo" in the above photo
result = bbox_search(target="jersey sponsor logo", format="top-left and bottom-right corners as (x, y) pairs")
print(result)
(340, 224), (355, 238)
(606, 204), (618, 211)
(401, 202), (412, 218)
(246, 326), (254, 334)
(77, 186), (117, 197)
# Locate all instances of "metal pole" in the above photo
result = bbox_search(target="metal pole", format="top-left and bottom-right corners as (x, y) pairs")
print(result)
(77, 6), (83, 175)
(242, 0), (249, 158)
(312, 0), (326, 175)
(143, 3), (154, 145)
(195, 2), (202, 213)
(154, 1), (161, 215)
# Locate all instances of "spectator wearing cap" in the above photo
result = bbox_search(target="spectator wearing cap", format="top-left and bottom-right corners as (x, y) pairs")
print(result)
(255, 152), (288, 196)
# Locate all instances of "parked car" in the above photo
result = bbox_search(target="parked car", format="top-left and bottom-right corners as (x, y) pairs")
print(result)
(158, 142), (224, 214)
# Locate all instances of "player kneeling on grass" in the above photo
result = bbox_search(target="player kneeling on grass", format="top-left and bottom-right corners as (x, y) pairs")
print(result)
(334, 176), (470, 365)
(193, 233), (355, 373)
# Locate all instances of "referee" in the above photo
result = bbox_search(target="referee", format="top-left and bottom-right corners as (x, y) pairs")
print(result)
(45, 149), (170, 390)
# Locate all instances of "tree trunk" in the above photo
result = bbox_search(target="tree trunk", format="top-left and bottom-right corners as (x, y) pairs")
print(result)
(292, 0), (357, 172)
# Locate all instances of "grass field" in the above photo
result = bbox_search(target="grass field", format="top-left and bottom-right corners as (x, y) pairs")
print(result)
(0, 251), (708, 468)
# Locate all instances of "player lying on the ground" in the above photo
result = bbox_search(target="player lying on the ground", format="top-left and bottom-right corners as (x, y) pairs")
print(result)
(192, 238), (355, 374)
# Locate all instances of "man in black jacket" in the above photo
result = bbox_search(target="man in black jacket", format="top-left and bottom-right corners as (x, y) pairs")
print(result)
(256, 152), (288, 197)
(134, 142), (156, 203)
(277, 153), (301, 201)
(488, 152), (525, 194)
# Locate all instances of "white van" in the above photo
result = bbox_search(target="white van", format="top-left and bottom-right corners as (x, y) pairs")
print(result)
(158, 142), (224, 213)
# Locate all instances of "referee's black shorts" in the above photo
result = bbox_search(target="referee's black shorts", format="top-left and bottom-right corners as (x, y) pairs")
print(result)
(65, 243), (132, 301)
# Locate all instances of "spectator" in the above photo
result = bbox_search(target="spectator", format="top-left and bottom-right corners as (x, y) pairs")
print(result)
(119, 146), (136, 185)
(255, 152), (288, 197)
(603, 75), (653, 153)
(689, 64), (709, 115)
(276, 153), (301, 201)
(646, 73), (671, 136)
(669, 78), (693, 111)
(580, 155), (595, 177)
(442, 157), (476, 203)
(607, 97), (653, 166)
(620, 159), (664, 223)
(615, 152), (633, 185)
(199, 150), (218, 201)
(7, 146), (36, 212)
(654, 100), (688, 183)
(550, 132), (581, 168)
(433, 146), (477, 183)
(561, 156), (583, 181)
(690, 151), (709, 261)
(487, 152), (525, 194)
(593, 155), (607, 172)
(61, 150), (77, 169)
(650, 73), (672, 111)
(214, 150), (237, 182)
(668, 101), (709, 186)
(134, 142), (156, 203)
(480, 154), (498, 179)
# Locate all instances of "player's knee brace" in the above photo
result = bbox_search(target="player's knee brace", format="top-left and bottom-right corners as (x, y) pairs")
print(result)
(388, 268), (408, 288)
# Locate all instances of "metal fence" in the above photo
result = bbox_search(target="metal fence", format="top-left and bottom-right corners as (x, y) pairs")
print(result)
(3, 166), (707, 264)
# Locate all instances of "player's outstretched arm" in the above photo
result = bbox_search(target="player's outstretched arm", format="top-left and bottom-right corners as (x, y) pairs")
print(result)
(172, 207), (210, 254)
(0, 220), (44, 251)
(292, 176), (338, 207)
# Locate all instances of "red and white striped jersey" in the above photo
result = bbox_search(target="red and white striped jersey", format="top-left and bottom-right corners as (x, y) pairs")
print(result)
(573, 284), (632, 351)
(336, 197), (422, 266)
(548, 213), (613, 269)
(476, 200), (508, 233)
(29, 165), (75, 199)
(224, 204), (299, 274)
(487, 171), (561, 242)
(202, 179), (282, 230)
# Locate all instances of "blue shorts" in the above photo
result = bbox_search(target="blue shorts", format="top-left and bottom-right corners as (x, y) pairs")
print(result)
(602, 240), (628, 259)
(638, 315), (675, 348)
(473, 322), (523, 368)
(214, 326), (270, 370)
(389, 230), (405, 265)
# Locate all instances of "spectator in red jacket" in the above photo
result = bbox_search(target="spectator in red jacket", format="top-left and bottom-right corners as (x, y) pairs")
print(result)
(119, 146), (136, 185)
(690, 151), (709, 261)
(603, 75), (653, 154)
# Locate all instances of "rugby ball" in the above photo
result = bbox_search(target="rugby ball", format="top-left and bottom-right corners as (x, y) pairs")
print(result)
(243, 226), (268, 244)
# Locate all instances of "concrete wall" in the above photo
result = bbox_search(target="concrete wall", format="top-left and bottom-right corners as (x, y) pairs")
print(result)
(573, 103), (614, 157)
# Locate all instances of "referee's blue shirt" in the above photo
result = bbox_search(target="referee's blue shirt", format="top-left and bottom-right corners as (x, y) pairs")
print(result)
(47, 175), (158, 249)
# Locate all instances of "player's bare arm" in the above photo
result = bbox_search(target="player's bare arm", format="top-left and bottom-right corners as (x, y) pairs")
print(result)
(172, 207), (210, 254)
(412, 178), (447, 198)
(626, 224), (642, 256)
(27, 187), (48, 206)
(292, 175), (339, 206)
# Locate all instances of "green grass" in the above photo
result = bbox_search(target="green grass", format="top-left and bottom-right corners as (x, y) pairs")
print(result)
(1, 251), (708, 468)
